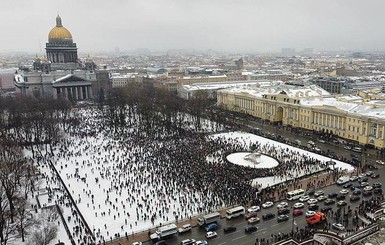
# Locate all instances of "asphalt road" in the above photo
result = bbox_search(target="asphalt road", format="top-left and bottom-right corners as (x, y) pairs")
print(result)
(145, 162), (385, 245)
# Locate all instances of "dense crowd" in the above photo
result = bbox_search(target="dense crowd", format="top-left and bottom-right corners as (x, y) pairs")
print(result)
(29, 107), (350, 244)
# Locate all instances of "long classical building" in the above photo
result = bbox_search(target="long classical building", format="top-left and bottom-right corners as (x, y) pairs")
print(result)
(217, 81), (385, 148)
(14, 15), (98, 100)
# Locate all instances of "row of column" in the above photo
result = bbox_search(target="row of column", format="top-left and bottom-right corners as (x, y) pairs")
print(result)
(47, 51), (77, 63)
(57, 86), (92, 100)
(313, 112), (344, 130)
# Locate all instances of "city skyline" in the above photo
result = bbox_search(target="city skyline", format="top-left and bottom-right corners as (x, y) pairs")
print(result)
(1, 0), (385, 53)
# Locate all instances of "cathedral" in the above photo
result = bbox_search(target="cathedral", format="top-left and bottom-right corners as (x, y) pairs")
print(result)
(15, 15), (98, 100)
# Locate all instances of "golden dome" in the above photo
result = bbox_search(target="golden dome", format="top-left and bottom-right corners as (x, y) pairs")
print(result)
(48, 15), (73, 41)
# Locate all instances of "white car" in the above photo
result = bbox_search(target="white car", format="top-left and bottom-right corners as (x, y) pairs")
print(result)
(277, 202), (288, 209)
(293, 202), (304, 209)
(247, 217), (260, 224)
(350, 176), (359, 181)
(132, 243), (142, 245)
(181, 239), (196, 245)
(339, 189), (349, 195)
(317, 195), (327, 201)
(314, 190), (324, 197)
(305, 210), (316, 217)
(262, 201), (274, 208)
(178, 224), (192, 233)
(195, 241), (208, 245)
(307, 198), (318, 205)
(332, 223), (345, 231)
(299, 195), (310, 202)
(364, 186), (373, 192)
(376, 160), (385, 165)
(205, 231), (217, 239)
(248, 206), (260, 213)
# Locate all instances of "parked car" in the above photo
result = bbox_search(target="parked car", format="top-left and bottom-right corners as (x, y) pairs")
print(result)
(336, 194), (345, 200)
(277, 202), (288, 209)
(306, 211), (316, 217)
(374, 188), (383, 195)
(371, 173), (380, 179)
(324, 199), (335, 205)
(349, 176), (359, 181)
(373, 183), (382, 188)
(277, 215), (289, 222)
(178, 224), (192, 234)
(299, 195), (310, 202)
(332, 223), (345, 231)
(293, 209), (303, 216)
(223, 226), (236, 233)
(343, 183), (353, 188)
(293, 202), (305, 209)
(352, 189), (362, 195)
(350, 195), (360, 202)
(244, 225), (257, 233)
(155, 241), (167, 245)
(314, 190), (324, 197)
(307, 199), (318, 205)
(339, 189), (349, 195)
(321, 207), (332, 213)
(308, 204), (319, 211)
(247, 206), (260, 213)
(245, 212), (258, 219)
(337, 200), (347, 207)
(278, 208), (290, 215)
(262, 201), (274, 208)
(317, 195), (327, 201)
(306, 190), (315, 196)
(262, 213), (275, 220)
(328, 192), (338, 198)
(180, 239), (195, 245)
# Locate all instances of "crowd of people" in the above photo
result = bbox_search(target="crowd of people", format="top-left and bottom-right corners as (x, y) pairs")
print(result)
(28, 107), (353, 245)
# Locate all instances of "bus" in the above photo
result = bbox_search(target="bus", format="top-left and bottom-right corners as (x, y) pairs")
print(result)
(286, 189), (305, 201)
(226, 206), (245, 219)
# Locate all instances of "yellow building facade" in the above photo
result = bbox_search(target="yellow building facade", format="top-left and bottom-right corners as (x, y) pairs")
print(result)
(217, 84), (385, 148)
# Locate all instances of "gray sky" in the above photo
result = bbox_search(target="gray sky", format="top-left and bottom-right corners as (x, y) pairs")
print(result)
(1, 0), (384, 53)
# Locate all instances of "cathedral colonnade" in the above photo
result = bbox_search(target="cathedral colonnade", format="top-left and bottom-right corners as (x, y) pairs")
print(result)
(56, 86), (92, 100)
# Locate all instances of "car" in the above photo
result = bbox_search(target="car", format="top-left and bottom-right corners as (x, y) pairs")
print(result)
(332, 223), (345, 231)
(245, 212), (258, 219)
(360, 182), (369, 187)
(262, 213), (275, 220)
(336, 194), (345, 200)
(318, 139), (325, 143)
(180, 239), (196, 245)
(350, 195), (360, 202)
(352, 189), (362, 195)
(307, 198), (318, 205)
(247, 217), (260, 224)
(244, 225), (257, 233)
(223, 226), (236, 233)
(363, 190), (373, 196)
(364, 186), (373, 192)
(277, 202), (288, 209)
(321, 207), (332, 213)
(277, 214), (289, 222)
(376, 160), (385, 165)
(247, 206), (260, 213)
(337, 200), (347, 207)
(194, 241), (208, 245)
(339, 189), (349, 195)
(306, 210), (316, 217)
(308, 204), (319, 211)
(351, 184), (361, 190)
(306, 189), (315, 196)
(277, 208), (290, 215)
(317, 195), (327, 201)
(324, 199), (335, 205)
(293, 209), (303, 216)
(366, 171), (374, 176)
(314, 190), (324, 197)
(373, 183), (382, 188)
(205, 231), (217, 239)
(349, 176), (359, 181)
(178, 224), (192, 234)
(374, 188), (383, 194)
(358, 177), (369, 183)
(262, 201), (274, 208)
(343, 183), (353, 188)
(155, 241), (167, 245)
(372, 173), (380, 178)
(328, 192), (338, 198)
(299, 195), (310, 202)
(132, 243), (142, 245)
(293, 202), (305, 209)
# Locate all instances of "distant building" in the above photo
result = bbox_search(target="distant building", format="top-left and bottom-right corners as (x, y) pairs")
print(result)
(311, 77), (344, 94)
(14, 15), (98, 100)
(177, 75), (227, 86)
(0, 69), (17, 91)
(282, 48), (296, 57)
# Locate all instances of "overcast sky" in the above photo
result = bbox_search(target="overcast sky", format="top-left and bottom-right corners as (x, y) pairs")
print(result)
(1, 0), (384, 54)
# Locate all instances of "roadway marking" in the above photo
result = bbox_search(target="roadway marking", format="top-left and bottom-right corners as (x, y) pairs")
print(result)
(225, 230), (241, 236)
(231, 235), (247, 241)
(216, 243), (227, 245)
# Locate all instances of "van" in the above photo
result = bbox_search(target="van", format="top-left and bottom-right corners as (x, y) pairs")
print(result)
(205, 223), (218, 232)
(353, 147), (362, 153)
(178, 224), (191, 234)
